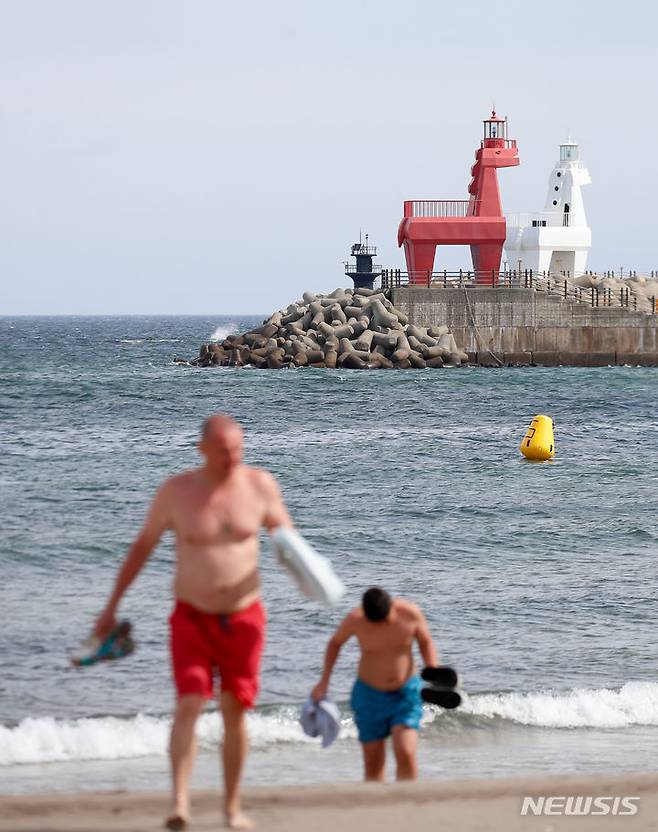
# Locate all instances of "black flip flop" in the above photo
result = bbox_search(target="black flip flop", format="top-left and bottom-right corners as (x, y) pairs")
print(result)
(421, 687), (462, 710)
(420, 665), (459, 689)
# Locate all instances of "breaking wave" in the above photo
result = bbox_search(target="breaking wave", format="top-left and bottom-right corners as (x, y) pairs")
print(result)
(460, 681), (658, 729)
(0, 708), (332, 766)
(2, 682), (657, 766)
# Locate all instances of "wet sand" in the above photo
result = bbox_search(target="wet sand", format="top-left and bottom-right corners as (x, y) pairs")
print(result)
(1, 772), (656, 831)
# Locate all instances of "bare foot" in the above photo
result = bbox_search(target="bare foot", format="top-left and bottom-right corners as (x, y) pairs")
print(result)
(225, 810), (254, 829)
(164, 815), (187, 831)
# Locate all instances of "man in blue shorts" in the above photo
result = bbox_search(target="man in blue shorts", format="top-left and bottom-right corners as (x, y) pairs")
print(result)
(311, 587), (439, 781)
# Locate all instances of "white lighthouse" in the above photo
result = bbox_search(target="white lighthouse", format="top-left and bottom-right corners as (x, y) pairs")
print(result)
(505, 137), (592, 276)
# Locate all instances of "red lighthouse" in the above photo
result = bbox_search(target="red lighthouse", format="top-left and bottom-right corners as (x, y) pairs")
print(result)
(397, 112), (520, 286)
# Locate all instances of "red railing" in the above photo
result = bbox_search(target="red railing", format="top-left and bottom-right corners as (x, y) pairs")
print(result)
(403, 200), (472, 218)
(481, 138), (517, 150)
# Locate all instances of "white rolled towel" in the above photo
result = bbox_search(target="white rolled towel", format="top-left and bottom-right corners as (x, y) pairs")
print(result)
(272, 528), (345, 607)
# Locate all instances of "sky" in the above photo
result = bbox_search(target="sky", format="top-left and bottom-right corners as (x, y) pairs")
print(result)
(1, 0), (657, 315)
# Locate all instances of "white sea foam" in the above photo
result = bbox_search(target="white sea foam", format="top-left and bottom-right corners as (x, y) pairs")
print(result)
(460, 681), (658, 729)
(209, 324), (237, 342)
(0, 710), (355, 766)
(2, 683), (657, 766)
(119, 339), (182, 344)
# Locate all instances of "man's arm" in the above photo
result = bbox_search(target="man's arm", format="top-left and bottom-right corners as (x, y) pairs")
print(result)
(310, 612), (356, 702)
(415, 608), (439, 668)
(257, 470), (294, 531)
(94, 482), (172, 637)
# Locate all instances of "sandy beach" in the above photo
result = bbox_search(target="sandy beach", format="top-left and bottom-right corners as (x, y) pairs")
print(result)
(1, 773), (657, 832)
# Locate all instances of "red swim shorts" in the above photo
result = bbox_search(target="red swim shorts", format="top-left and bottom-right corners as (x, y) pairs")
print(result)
(169, 599), (266, 709)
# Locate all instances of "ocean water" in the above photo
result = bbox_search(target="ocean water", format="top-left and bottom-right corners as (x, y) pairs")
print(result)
(1, 315), (657, 795)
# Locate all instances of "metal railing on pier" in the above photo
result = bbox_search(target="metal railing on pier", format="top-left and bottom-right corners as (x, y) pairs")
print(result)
(379, 268), (521, 289)
(376, 269), (658, 315)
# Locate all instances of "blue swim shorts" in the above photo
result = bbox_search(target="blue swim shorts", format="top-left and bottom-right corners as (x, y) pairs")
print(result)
(350, 675), (423, 743)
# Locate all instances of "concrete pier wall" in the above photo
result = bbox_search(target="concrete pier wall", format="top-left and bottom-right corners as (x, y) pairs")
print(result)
(390, 287), (658, 365)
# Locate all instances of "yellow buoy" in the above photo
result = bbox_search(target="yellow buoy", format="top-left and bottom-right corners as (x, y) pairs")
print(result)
(520, 414), (555, 461)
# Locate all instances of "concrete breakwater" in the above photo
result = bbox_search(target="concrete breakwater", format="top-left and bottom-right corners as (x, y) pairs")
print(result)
(185, 287), (468, 369)
(392, 283), (658, 366)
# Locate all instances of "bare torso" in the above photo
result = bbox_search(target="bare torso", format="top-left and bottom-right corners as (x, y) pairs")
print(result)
(163, 465), (283, 613)
(352, 601), (420, 690)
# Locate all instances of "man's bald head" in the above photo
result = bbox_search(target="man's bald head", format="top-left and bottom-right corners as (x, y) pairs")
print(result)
(199, 414), (244, 477)
(201, 414), (243, 441)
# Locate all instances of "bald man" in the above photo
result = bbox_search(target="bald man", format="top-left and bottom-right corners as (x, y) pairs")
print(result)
(94, 414), (292, 830)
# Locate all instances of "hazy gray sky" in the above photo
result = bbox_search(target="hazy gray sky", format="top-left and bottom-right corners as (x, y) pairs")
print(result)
(2, 0), (656, 314)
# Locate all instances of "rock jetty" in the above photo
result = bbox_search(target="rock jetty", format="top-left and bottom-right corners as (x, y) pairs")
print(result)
(185, 288), (468, 369)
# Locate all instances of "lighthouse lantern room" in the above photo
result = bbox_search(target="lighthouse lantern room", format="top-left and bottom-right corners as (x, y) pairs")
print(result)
(483, 111), (508, 143)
